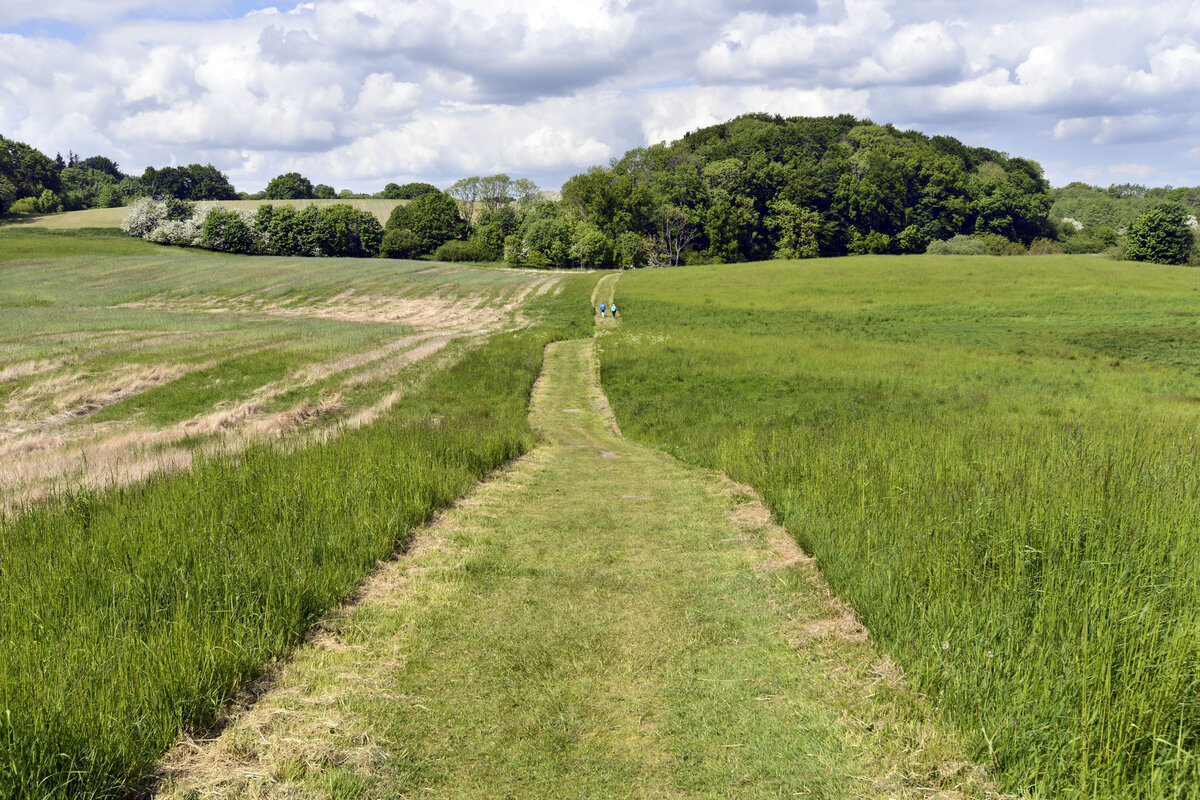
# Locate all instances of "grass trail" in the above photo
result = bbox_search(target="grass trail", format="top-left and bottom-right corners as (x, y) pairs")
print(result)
(157, 329), (991, 798)
(596, 256), (1200, 797)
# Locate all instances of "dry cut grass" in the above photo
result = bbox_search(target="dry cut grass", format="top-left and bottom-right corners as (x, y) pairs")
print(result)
(1, 260), (564, 513)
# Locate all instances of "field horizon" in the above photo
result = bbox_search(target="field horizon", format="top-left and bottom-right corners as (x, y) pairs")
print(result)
(2, 198), (408, 231)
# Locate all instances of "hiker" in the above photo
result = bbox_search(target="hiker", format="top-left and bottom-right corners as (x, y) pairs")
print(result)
(600, 302), (606, 318)
(611, 303), (618, 319)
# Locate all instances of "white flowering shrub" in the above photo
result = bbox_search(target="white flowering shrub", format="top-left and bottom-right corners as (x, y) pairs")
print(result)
(120, 197), (168, 238)
(145, 208), (205, 246)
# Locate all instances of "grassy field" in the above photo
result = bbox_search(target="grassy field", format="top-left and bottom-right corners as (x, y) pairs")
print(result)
(0, 227), (565, 510)
(598, 255), (1200, 799)
(3, 198), (406, 229)
(155, 334), (989, 800)
(0, 226), (594, 798)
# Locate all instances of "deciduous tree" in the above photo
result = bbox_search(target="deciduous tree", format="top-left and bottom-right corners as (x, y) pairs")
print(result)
(264, 172), (315, 200)
(1126, 202), (1193, 265)
(385, 191), (464, 254)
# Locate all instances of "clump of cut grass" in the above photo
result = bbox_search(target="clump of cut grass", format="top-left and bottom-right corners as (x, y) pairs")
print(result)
(599, 254), (1200, 800)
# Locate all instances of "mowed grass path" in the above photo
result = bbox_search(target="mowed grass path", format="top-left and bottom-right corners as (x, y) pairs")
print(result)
(158, 316), (990, 798)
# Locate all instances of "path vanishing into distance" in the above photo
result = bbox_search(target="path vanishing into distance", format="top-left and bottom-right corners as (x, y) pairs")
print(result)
(156, 277), (994, 799)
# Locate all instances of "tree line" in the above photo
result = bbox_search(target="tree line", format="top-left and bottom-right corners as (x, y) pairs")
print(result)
(0, 134), (444, 217)
(8, 117), (1199, 266)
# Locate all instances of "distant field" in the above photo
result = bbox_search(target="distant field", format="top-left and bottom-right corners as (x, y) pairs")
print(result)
(600, 255), (1200, 799)
(5, 197), (406, 229)
(0, 225), (593, 798)
(0, 227), (560, 510)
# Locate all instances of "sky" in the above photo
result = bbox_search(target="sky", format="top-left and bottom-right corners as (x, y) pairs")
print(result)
(2, 0), (1198, 194)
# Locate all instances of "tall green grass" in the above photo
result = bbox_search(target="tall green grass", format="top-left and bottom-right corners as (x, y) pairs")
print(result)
(599, 255), (1200, 799)
(0, 267), (593, 798)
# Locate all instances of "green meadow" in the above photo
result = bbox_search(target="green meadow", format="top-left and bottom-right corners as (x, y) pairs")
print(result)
(599, 255), (1200, 799)
(6, 219), (1200, 799)
(0, 225), (593, 798)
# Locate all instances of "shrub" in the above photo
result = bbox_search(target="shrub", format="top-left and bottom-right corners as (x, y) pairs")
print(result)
(896, 224), (930, 254)
(518, 211), (572, 268)
(1061, 226), (1118, 254)
(926, 235), (986, 255)
(163, 196), (196, 221)
(121, 197), (168, 237)
(312, 204), (383, 257)
(200, 206), (259, 253)
(260, 205), (318, 256)
(849, 230), (892, 255)
(145, 215), (203, 247)
(503, 233), (527, 267)
(35, 189), (62, 214)
(976, 232), (1028, 256)
(61, 191), (88, 211)
(380, 228), (422, 259)
(9, 196), (39, 215)
(433, 239), (491, 262)
(1028, 237), (1063, 255)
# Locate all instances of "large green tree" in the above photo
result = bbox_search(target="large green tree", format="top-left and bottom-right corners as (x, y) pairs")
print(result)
(1126, 202), (1194, 265)
(0, 135), (60, 213)
(385, 191), (464, 254)
(264, 172), (315, 200)
(138, 164), (237, 200)
(382, 181), (439, 200)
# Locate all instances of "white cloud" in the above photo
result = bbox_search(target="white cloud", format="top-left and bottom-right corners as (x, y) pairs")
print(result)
(697, 0), (893, 83)
(0, 0), (1198, 190)
(638, 85), (870, 144)
(843, 22), (967, 85)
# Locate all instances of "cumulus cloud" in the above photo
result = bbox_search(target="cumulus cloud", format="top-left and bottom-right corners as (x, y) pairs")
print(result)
(697, 0), (894, 84)
(842, 22), (967, 85)
(0, 0), (1198, 190)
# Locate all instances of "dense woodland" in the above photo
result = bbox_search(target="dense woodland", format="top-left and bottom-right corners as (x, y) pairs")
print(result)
(561, 113), (1057, 261)
(4, 115), (1199, 265)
